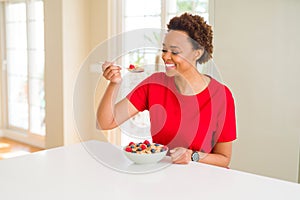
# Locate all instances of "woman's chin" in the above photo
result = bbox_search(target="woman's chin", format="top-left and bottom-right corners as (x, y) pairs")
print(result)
(165, 68), (177, 77)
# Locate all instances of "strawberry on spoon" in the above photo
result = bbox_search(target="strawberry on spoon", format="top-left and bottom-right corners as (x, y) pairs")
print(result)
(127, 64), (144, 73)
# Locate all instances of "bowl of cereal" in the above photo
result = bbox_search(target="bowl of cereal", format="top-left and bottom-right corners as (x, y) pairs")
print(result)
(123, 140), (168, 164)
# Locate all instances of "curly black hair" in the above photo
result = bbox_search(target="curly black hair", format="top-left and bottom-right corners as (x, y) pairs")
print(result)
(167, 13), (213, 64)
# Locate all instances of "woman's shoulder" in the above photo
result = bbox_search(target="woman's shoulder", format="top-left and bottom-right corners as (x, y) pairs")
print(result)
(208, 77), (234, 98)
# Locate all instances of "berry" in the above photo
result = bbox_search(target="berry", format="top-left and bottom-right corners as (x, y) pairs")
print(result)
(137, 147), (142, 151)
(154, 143), (160, 146)
(143, 140), (150, 145)
(129, 64), (135, 69)
(125, 147), (132, 152)
(129, 142), (135, 146)
(151, 149), (156, 153)
(140, 144), (147, 150)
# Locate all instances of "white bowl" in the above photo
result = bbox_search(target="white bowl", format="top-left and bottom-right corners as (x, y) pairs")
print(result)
(123, 147), (168, 164)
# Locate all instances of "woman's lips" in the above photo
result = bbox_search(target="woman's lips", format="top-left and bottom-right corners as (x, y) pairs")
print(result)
(165, 63), (176, 70)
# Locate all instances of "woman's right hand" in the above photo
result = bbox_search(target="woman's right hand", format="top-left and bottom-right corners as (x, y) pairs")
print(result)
(102, 61), (122, 84)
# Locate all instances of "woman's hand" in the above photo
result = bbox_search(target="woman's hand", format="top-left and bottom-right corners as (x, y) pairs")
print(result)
(102, 61), (122, 84)
(170, 147), (193, 164)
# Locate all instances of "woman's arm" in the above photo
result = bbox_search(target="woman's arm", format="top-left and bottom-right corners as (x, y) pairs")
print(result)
(170, 142), (233, 168)
(199, 142), (232, 167)
(97, 62), (139, 130)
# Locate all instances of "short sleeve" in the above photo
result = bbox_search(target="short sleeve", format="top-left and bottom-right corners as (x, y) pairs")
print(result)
(217, 87), (237, 142)
(126, 78), (149, 112)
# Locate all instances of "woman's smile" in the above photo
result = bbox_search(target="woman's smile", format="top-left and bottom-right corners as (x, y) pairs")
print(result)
(165, 63), (176, 70)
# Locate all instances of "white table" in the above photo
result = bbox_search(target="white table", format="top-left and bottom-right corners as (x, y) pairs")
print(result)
(0, 140), (299, 200)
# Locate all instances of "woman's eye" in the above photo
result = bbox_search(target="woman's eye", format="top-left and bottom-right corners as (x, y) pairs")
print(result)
(161, 49), (180, 55)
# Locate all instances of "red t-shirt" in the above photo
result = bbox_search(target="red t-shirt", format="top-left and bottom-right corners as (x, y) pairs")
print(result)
(126, 72), (237, 153)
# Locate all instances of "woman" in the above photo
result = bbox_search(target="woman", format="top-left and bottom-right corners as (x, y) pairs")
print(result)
(97, 13), (236, 168)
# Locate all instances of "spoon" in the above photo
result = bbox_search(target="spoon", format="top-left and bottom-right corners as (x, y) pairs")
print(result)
(94, 62), (144, 73)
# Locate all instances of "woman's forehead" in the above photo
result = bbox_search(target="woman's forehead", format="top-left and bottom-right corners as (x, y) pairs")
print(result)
(163, 30), (192, 48)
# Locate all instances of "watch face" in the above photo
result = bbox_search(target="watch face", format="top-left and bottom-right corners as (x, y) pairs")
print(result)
(192, 151), (199, 162)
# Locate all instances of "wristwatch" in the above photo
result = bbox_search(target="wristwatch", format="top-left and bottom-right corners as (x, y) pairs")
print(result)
(191, 151), (200, 162)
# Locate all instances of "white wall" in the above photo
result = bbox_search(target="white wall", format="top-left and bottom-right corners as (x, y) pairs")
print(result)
(43, 0), (110, 147)
(62, 0), (92, 145)
(213, 0), (300, 182)
(44, 0), (64, 148)
(0, 4), (3, 132)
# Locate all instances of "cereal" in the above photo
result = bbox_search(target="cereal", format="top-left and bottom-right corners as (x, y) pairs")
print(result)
(124, 140), (168, 154)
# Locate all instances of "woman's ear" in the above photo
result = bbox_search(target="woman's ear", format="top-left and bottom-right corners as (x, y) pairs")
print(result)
(194, 48), (204, 60)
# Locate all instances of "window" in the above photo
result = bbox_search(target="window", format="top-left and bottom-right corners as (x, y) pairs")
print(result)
(123, 0), (209, 31)
(119, 0), (210, 145)
(0, 0), (45, 143)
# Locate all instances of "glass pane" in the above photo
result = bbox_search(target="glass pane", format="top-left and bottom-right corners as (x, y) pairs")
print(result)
(8, 102), (29, 130)
(5, 2), (29, 130)
(5, 2), (26, 22)
(28, 21), (45, 50)
(5, 22), (27, 49)
(29, 78), (44, 107)
(166, 0), (209, 23)
(28, 0), (44, 20)
(29, 50), (45, 78)
(28, 0), (45, 136)
(124, 0), (161, 17)
(124, 0), (161, 31)
(7, 75), (28, 104)
(30, 105), (45, 135)
(124, 16), (161, 31)
(6, 49), (28, 76)
(7, 75), (29, 129)
(175, 0), (209, 22)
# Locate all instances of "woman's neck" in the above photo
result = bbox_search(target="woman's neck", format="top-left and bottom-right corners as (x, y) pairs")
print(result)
(174, 69), (210, 95)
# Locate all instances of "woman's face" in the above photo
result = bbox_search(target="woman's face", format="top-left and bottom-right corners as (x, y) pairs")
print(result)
(162, 30), (201, 77)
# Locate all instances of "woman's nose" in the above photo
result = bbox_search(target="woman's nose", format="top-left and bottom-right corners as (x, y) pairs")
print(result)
(162, 51), (171, 61)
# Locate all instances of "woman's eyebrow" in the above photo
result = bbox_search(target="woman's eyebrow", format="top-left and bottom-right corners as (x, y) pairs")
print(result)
(170, 45), (180, 49)
(162, 43), (181, 49)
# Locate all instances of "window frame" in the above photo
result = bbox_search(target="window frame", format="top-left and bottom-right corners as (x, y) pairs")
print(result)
(113, 0), (214, 146)
(0, 0), (45, 148)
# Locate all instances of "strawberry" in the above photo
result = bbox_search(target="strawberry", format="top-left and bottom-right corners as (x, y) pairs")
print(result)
(143, 140), (150, 146)
(125, 147), (132, 152)
(140, 144), (147, 150)
(162, 146), (168, 151)
(129, 64), (135, 69)
(128, 142), (135, 146)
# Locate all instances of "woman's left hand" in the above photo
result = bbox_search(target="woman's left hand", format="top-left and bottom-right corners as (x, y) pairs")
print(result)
(170, 147), (193, 164)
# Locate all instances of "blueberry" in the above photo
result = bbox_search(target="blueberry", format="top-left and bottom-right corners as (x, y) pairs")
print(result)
(147, 143), (151, 147)
(151, 149), (156, 153)
(137, 148), (142, 151)
(154, 143), (160, 146)
(130, 145), (135, 148)
(132, 151), (136, 153)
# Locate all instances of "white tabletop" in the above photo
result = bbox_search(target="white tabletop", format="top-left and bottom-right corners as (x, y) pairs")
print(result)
(0, 140), (299, 200)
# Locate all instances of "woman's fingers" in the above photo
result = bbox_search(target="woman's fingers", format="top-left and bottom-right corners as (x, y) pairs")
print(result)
(105, 68), (121, 79)
(170, 148), (186, 161)
(170, 147), (192, 164)
(102, 62), (122, 83)
(102, 61), (113, 72)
